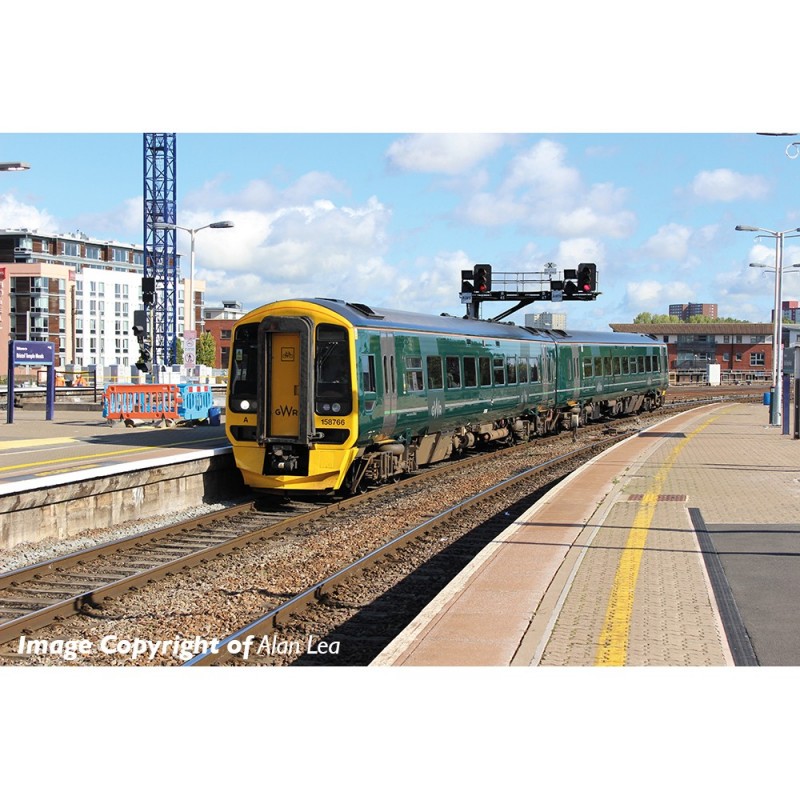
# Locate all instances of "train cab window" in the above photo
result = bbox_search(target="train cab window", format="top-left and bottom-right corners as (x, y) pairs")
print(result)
(493, 356), (505, 385)
(464, 356), (478, 387)
(361, 354), (376, 393)
(229, 322), (259, 412)
(405, 357), (424, 392)
(583, 358), (593, 378)
(315, 324), (352, 415)
(518, 357), (529, 383)
(427, 356), (444, 390)
(479, 356), (492, 386)
(445, 356), (461, 388)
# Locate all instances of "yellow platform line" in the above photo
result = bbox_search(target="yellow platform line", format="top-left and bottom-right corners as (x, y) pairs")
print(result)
(594, 408), (729, 666)
(0, 436), (225, 474)
(0, 437), (75, 452)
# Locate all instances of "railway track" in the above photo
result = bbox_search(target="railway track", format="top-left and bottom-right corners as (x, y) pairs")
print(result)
(0, 397), (751, 665)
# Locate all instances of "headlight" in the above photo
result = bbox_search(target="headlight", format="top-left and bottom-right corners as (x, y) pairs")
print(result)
(331, 403), (341, 412)
(239, 399), (251, 411)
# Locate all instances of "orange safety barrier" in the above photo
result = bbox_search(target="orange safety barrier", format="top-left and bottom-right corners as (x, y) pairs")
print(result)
(102, 384), (183, 423)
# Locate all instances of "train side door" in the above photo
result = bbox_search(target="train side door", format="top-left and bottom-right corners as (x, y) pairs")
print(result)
(380, 332), (397, 435)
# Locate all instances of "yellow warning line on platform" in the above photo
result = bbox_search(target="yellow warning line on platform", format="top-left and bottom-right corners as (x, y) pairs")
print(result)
(0, 436), (225, 474)
(594, 408), (730, 666)
(0, 437), (75, 451)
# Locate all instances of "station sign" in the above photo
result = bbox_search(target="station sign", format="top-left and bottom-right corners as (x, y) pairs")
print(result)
(12, 340), (55, 365)
(6, 340), (56, 423)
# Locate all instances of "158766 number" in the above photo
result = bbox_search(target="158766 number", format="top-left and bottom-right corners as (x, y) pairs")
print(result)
(320, 417), (346, 426)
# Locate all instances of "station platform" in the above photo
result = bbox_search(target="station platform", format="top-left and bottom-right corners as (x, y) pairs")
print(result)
(374, 402), (800, 667)
(0, 405), (230, 491)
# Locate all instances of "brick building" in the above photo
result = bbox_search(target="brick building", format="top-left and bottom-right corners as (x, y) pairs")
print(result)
(668, 302), (718, 321)
(202, 301), (245, 370)
(610, 322), (774, 382)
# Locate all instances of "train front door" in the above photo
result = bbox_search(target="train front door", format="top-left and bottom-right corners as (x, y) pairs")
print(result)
(257, 315), (314, 444)
(270, 332), (301, 437)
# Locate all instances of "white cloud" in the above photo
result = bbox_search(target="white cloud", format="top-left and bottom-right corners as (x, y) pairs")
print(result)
(386, 134), (509, 174)
(461, 139), (636, 238)
(191, 191), (396, 310)
(642, 223), (692, 261)
(690, 168), (769, 202)
(625, 280), (695, 311)
(0, 193), (59, 232)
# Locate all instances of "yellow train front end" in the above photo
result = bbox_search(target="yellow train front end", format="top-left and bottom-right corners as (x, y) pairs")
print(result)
(225, 300), (360, 494)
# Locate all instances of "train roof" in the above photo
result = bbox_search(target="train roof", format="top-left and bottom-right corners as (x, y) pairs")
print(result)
(276, 298), (664, 346)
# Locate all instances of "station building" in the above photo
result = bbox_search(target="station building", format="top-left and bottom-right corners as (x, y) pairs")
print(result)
(0, 228), (205, 376)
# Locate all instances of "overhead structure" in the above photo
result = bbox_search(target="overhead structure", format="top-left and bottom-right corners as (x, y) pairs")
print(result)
(460, 262), (600, 321)
(143, 133), (178, 367)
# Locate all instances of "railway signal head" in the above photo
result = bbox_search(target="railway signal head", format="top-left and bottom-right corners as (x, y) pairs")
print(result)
(136, 345), (152, 373)
(577, 263), (597, 293)
(473, 264), (492, 293)
(132, 309), (148, 341)
(142, 276), (156, 307)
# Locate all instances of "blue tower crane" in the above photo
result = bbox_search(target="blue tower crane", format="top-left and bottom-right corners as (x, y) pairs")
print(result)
(142, 133), (178, 369)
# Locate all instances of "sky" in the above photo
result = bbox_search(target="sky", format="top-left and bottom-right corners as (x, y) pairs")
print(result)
(3, 2), (800, 336)
(4, 131), (800, 331)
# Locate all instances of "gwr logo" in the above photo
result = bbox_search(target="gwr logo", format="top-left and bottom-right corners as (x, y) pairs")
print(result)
(275, 405), (298, 417)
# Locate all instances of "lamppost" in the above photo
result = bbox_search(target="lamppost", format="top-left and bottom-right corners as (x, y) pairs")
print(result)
(153, 220), (234, 335)
(735, 225), (800, 426)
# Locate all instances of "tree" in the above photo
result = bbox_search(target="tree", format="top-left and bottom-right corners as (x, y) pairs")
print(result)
(196, 331), (216, 367)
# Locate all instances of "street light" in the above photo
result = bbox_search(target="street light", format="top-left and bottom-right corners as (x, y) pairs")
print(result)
(153, 220), (234, 334)
(0, 162), (30, 171)
(735, 224), (800, 426)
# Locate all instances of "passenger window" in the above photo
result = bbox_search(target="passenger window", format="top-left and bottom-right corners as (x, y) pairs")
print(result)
(446, 356), (461, 388)
(530, 358), (540, 383)
(479, 356), (492, 386)
(518, 357), (529, 383)
(614, 357), (621, 375)
(594, 356), (603, 376)
(507, 356), (517, 384)
(361, 354), (376, 393)
(405, 357), (424, 392)
(464, 357), (478, 387)
(493, 356), (505, 385)
(427, 355), (443, 389)
(583, 358), (593, 378)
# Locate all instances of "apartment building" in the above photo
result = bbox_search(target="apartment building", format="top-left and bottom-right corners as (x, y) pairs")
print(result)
(0, 228), (204, 376)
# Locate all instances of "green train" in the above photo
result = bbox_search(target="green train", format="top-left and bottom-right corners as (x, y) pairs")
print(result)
(226, 298), (668, 495)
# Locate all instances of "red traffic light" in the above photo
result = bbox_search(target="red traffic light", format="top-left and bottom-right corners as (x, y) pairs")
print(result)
(577, 263), (596, 293)
(473, 264), (492, 292)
